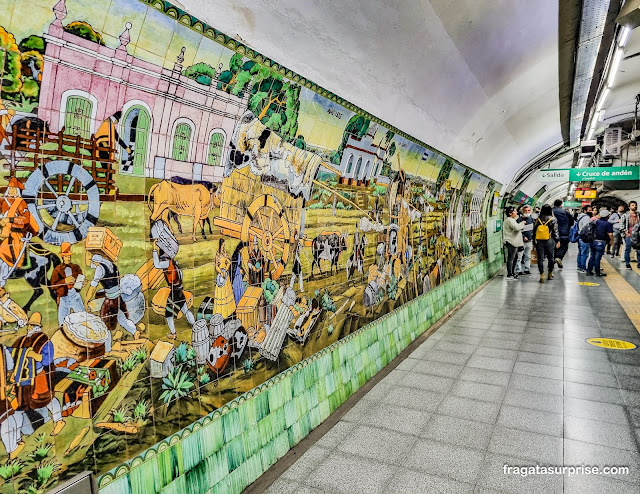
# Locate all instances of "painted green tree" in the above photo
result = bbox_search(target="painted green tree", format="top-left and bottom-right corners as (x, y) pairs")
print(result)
(64, 21), (106, 46)
(331, 115), (371, 164)
(183, 62), (216, 85)
(218, 55), (301, 141)
(18, 35), (46, 54)
(387, 142), (397, 158)
(0, 27), (23, 95)
(435, 158), (454, 195)
(20, 51), (43, 99)
(377, 138), (396, 177)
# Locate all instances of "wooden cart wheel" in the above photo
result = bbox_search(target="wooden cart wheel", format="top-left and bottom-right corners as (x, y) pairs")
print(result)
(241, 194), (291, 280)
(22, 160), (101, 245)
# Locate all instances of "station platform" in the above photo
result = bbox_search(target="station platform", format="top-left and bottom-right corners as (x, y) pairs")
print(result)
(248, 251), (640, 493)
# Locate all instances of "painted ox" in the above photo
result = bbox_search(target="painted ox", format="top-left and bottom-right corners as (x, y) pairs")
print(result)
(148, 180), (215, 241)
(311, 232), (348, 276)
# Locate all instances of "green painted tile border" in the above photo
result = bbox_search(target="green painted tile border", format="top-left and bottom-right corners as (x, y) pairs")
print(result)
(98, 233), (503, 494)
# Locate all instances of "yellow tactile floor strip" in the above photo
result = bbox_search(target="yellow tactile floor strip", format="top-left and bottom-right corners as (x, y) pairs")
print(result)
(600, 257), (640, 334)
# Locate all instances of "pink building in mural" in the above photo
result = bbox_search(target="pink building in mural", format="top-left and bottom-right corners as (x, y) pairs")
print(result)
(38, 0), (247, 181)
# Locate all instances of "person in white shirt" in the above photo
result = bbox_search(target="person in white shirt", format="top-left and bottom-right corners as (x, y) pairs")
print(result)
(515, 205), (534, 275)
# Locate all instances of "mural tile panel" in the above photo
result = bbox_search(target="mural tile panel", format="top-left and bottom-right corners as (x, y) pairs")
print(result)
(0, 0), (503, 492)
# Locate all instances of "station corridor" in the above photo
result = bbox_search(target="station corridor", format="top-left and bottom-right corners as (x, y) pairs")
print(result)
(256, 251), (640, 493)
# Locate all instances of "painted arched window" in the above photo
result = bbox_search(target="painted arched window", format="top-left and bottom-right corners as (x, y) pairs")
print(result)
(373, 163), (380, 177)
(363, 160), (371, 179)
(122, 105), (151, 175)
(346, 155), (354, 174)
(64, 96), (93, 138)
(172, 122), (193, 161)
(207, 129), (226, 166)
(355, 157), (363, 178)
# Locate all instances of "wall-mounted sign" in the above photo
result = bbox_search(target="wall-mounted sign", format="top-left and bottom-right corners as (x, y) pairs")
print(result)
(572, 167), (639, 182)
(512, 191), (534, 205)
(537, 169), (569, 182)
(491, 191), (499, 216)
(575, 188), (597, 200)
(537, 167), (640, 183)
(563, 201), (582, 208)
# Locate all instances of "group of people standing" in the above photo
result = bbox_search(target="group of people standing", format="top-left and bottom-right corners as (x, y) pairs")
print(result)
(503, 200), (573, 283)
(504, 198), (640, 282)
(576, 201), (640, 275)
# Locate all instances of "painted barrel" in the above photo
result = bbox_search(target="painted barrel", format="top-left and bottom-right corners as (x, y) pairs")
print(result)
(209, 313), (224, 339)
(191, 319), (211, 365)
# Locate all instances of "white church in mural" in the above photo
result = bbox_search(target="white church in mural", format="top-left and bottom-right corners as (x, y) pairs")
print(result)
(336, 123), (392, 186)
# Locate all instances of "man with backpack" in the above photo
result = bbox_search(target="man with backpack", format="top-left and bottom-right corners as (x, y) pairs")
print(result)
(533, 204), (560, 283)
(586, 209), (613, 277)
(574, 205), (593, 274)
(552, 199), (574, 268)
(621, 201), (640, 270)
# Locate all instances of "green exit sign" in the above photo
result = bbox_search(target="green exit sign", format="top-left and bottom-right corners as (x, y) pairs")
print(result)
(563, 201), (582, 208)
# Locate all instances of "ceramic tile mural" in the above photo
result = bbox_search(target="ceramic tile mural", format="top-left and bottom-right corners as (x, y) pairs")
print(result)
(0, 0), (501, 492)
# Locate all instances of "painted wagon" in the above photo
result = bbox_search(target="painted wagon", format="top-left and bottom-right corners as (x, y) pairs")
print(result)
(213, 111), (349, 280)
(5, 120), (116, 244)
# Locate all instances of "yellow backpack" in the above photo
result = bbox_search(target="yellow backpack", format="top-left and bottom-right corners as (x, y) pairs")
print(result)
(535, 218), (552, 241)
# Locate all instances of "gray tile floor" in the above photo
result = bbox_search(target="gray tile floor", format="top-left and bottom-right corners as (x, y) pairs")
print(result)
(263, 253), (640, 493)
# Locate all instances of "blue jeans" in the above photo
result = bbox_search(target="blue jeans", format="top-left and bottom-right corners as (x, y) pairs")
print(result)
(588, 240), (606, 274)
(516, 242), (532, 273)
(624, 237), (640, 266)
(577, 239), (590, 270)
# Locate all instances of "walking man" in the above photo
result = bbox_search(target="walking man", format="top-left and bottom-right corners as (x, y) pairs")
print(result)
(516, 205), (534, 275)
(86, 253), (139, 338)
(152, 240), (195, 339)
(552, 199), (574, 268)
(576, 205), (592, 274)
(587, 209), (613, 276)
(621, 201), (640, 270)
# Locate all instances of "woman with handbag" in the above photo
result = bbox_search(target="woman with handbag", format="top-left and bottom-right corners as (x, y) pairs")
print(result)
(503, 207), (524, 281)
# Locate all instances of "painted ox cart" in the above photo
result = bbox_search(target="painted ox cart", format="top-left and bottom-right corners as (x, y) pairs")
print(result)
(213, 111), (349, 280)
(5, 120), (116, 244)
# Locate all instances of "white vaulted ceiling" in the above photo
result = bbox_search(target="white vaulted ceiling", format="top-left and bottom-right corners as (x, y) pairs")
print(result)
(179, 0), (563, 184)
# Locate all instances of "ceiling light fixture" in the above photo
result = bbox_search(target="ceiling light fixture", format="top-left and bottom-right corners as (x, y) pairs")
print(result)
(596, 87), (610, 113)
(607, 48), (624, 87)
(619, 26), (631, 47)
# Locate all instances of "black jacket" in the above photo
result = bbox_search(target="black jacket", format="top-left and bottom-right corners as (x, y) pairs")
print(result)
(552, 207), (574, 238)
